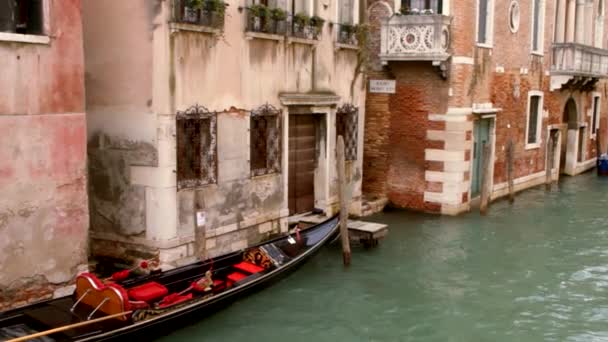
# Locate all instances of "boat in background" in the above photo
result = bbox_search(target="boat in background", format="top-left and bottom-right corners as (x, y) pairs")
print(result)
(0, 215), (340, 342)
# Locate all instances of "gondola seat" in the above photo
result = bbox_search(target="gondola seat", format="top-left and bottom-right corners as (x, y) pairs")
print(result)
(234, 261), (265, 274)
(127, 282), (169, 303)
(227, 272), (247, 283)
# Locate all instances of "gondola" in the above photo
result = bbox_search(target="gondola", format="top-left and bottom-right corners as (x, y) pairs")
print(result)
(0, 215), (340, 342)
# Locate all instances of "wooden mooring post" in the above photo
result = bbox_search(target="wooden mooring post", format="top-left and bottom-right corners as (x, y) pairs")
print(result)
(506, 140), (515, 203)
(337, 136), (351, 266)
(480, 142), (492, 215)
(545, 134), (554, 190)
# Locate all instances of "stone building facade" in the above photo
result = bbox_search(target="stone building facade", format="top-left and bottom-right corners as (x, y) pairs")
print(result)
(83, 0), (365, 268)
(0, 0), (89, 310)
(364, 0), (608, 215)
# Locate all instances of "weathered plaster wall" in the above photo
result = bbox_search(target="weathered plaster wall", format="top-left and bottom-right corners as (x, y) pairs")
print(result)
(0, 0), (88, 310)
(84, 0), (365, 266)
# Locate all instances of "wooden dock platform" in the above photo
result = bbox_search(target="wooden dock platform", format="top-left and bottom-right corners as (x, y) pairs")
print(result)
(296, 214), (389, 248)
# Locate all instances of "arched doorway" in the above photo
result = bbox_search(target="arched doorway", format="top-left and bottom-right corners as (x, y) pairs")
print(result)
(561, 98), (578, 174)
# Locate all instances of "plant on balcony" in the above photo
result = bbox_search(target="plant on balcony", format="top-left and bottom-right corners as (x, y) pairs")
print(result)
(293, 12), (311, 39)
(339, 23), (354, 44)
(183, 0), (204, 23)
(202, 0), (227, 28)
(249, 4), (272, 32)
(310, 15), (325, 38)
(270, 7), (288, 34)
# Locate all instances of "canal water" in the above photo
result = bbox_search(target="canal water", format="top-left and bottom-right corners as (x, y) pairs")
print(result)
(160, 172), (608, 342)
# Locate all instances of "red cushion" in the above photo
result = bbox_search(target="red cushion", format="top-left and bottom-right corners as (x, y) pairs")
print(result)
(213, 279), (224, 286)
(128, 282), (168, 302)
(227, 272), (247, 282)
(234, 261), (265, 274)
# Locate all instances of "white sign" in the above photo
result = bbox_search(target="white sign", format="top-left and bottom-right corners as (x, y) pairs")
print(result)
(196, 211), (206, 227)
(369, 80), (396, 94)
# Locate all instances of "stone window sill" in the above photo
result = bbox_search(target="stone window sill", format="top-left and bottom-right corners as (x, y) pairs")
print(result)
(525, 142), (541, 150)
(335, 43), (359, 51)
(170, 22), (221, 35)
(287, 36), (318, 47)
(476, 43), (493, 49)
(0, 32), (50, 45)
(245, 31), (284, 42)
(531, 50), (544, 57)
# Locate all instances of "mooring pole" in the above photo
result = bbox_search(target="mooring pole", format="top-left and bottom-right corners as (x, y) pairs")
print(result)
(337, 136), (351, 266)
(506, 140), (515, 203)
(480, 142), (492, 215)
(546, 134), (554, 190)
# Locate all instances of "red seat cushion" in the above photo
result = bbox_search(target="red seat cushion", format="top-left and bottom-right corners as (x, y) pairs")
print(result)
(234, 261), (265, 274)
(128, 282), (168, 302)
(227, 272), (247, 282)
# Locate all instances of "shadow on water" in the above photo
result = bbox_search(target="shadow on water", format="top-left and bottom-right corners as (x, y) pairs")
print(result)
(158, 172), (608, 342)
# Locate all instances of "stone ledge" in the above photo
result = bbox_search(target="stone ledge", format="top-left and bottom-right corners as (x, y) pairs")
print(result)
(245, 31), (285, 42)
(286, 36), (318, 47)
(335, 43), (359, 51)
(170, 22), (221, 35)
(90, 231), (195, 249)
(0, 32), (50, 44)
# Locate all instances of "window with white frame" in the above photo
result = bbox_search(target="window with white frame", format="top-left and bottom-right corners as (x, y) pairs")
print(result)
(292, 0), (312, 16)
(592, 94), (601, 136)
(0, 0), (45, 35)
(526, 92), (544, 147)
(339, 0), (354, 24)
(531, 0), (545, 54)
(477, 0), (494, 45)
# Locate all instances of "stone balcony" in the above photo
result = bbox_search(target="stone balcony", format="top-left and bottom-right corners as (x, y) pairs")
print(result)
(379, 14), (452, 65)
(550, 43), (608, 90)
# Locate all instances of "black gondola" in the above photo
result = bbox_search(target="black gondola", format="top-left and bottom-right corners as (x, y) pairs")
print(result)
(0, 215), (340, 342)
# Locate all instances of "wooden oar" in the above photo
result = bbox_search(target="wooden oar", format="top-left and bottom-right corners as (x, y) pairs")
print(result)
(6, 311), (133, 342)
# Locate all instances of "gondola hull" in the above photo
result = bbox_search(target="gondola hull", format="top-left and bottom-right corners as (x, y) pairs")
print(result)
(0, 215), (340, 342)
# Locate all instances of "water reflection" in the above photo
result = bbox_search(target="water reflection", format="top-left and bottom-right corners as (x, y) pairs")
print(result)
(159, 172), (608, 342)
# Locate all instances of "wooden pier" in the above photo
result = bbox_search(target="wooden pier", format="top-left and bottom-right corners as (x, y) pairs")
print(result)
(295, 214), (389, 248)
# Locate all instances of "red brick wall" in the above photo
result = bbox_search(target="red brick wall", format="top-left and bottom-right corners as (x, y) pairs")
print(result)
(386, 63), (449, 211)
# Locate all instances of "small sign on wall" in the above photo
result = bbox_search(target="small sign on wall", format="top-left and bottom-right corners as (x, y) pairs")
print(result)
(196, 211), (206, 228)
(369, 80), (396, 94)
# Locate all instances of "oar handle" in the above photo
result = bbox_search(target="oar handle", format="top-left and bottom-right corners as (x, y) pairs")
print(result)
(6, 311), (133, 342)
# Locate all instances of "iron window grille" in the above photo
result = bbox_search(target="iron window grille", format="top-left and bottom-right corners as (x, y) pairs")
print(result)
(336, 104), (358, 161)
(174, 0), (226, 29)
(176, 104), (218, 190)
(251, 104), (282, 177)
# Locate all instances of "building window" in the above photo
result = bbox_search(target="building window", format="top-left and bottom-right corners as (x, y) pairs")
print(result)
(174, 0), (227, 28)
(176, 105), (217, 190)
(526, 92), (544, 148)
(592, 95), (601, 135)
(509, 1), (520, 33)
(251, 104), (282, 177)
(596, 0), (605, 48)
(531, 0), (544, 53)
(336, 104), (359, 161)
(0, 0), (45, 35)
(477, 0), (493, 45)
(400, 0), (443, 14)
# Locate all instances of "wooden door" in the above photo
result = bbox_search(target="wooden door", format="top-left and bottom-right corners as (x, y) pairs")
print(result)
(289, 115), (317, 215)
(471, 118), (491, 197)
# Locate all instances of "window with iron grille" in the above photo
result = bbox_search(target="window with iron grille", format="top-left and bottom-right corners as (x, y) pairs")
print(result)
(0, 0), (45, 35)
(251, 104), (282, 176)
(176, 105), (217, 190)
(336, 104), (358, 161)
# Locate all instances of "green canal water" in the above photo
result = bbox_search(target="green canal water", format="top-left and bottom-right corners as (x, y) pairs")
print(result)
(160, 172), (608, 341)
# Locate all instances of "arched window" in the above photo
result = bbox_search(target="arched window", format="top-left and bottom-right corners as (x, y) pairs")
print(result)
(401, 0), (443, 14)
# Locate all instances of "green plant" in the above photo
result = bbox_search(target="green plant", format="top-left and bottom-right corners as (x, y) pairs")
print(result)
(341, 23), (354, 35)
(294, 12), (311, 27)
(250, 4), (270, 18)
(310, 15), (325, 30)
(399, 6), (411, 15)
(205, 0), (227, 16)
(186, 0), (204, 9)
(270, 7), (288, 21)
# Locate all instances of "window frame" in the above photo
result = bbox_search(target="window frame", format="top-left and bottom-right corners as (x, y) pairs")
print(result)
(0, 0), (50, 44)
(591, 93), (601, 139)
(336, 104), (359, 161)
(525, 91), (544, 150)
(530, 0), (545, 55)
(176, 105), (218, 190)
(250, 104), (283, 177)
(475, 0), (495, 47)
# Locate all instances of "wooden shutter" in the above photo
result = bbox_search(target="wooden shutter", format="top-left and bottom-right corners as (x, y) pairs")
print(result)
(0, 0), (16, 33)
